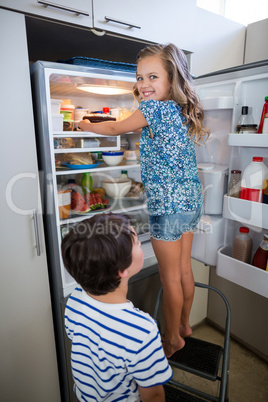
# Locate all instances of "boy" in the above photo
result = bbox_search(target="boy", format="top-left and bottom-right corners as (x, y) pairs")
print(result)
(62, 213), (172, 402)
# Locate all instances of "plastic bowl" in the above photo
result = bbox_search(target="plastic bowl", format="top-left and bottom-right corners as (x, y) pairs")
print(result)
(102, 151), (124, 166)
(101, 178), (132, 198)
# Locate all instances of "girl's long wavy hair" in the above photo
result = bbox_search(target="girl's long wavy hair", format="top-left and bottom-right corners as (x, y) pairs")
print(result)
(134, 43), (209, 143)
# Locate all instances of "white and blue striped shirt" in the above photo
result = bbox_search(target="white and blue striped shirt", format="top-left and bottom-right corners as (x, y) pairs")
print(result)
(65, 286), (172, 401)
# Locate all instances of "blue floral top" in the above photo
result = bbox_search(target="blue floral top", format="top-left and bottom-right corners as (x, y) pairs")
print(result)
(139, 100), (203, 216)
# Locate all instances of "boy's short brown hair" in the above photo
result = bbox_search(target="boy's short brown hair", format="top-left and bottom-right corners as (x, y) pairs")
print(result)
(61, 213), (135, 295)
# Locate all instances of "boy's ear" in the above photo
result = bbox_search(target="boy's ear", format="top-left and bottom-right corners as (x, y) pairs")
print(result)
(118, 268), (129, 278)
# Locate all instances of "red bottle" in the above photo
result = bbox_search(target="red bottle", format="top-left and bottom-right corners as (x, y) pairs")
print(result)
(252, 234), (268, 270)
(258, 96), (268, 133)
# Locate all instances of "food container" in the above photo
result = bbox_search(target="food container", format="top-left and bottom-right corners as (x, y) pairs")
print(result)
(102, 151), (124, 166)
(51, 99), (62, 114)
(76, 138), (100, 148)
(125, 150), (139, 161)
(101, 178), (132, 198)
(74, 108), (88, 121)
(120, 137), (129, 150)
(63, 120), (74, 131)
(61, 104), (75, 120)
(57, 190), (71, 219)
(52, 114), (63, 131)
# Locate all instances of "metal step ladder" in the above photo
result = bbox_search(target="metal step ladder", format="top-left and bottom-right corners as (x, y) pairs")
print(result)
(153, 282), (231, 402)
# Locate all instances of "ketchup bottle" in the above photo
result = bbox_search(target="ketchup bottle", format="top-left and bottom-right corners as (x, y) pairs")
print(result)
(258, 96), (268, 133)
(252, 234), (268, 270)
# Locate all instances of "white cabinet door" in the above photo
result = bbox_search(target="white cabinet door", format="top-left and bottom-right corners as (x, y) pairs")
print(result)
(0, 0), (93, 27)
(0, 9), (61, 402)
(93, 0), (196, 50)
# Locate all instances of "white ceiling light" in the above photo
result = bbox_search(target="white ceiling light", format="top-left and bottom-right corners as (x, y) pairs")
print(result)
(76, 84), (132, 95)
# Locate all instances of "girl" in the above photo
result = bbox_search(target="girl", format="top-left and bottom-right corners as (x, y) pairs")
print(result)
(78, 43), (209, 358)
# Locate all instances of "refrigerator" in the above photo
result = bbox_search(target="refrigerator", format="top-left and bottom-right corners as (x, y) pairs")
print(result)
(192, 61), (268, 361)
(30, 58), (268, 401)
(30, 59), (158, 401)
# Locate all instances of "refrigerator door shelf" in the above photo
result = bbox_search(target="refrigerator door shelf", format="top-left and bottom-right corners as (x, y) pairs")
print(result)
(228, 133), (268, 147)
(191, 214), (225, 266)
(217, 246), (268, 298)
(200, 96), (234, 110)
(223, 195), (268, 229)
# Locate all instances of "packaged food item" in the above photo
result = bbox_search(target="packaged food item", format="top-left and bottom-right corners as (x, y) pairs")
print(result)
(252, 234), (268, 270)
(58, 152), (94, 165)
(83, 114), (116, 123)
(61, 100), (75, 120)
(227, 170), (241, 198)
(263, 180), (268, 205)
(257, 96), (268, 133)
(232, 227), (253, 264)
(57, 190), (71, 219)
(120, 170), (128, 178)
(240, 157), (268, 202)
(74, 108), (88, 122)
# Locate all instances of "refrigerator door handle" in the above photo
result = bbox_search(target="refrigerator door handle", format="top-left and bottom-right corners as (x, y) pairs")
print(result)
(32, 209), (41, 257)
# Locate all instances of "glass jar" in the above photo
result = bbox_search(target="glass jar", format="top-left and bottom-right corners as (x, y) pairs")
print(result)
(227, 170), (241, 198)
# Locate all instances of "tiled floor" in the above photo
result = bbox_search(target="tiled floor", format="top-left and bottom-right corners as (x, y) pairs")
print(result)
(175, 321), (268, 402)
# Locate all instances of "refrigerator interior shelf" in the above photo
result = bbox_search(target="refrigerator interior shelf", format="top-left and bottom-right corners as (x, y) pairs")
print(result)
(200, 96), (233, 110)
(223, 195), (268, 229)
(54, 147), (119, 154)
(228, 133), (268, 147)
(59, 196), (147, 225)
(53, 132), (117, 137)
(217, 246), (268, 298)
(56, 161), (140, 175)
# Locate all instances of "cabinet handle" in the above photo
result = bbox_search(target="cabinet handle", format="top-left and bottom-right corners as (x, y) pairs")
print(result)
(32, 209), (41, 257)
(104, 16), (141, 30)
(37, 0), (90, 17)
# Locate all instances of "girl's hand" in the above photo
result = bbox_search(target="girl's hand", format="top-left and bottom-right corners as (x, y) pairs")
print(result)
(78, 109), (148, 136)
(78, 119), (93, 132)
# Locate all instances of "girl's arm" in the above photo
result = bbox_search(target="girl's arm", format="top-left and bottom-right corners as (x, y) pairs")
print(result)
(78, 109), (148, 136)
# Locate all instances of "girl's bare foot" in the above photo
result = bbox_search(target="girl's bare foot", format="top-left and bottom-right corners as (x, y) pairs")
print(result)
(163, 336), (185, 358)
(180, 324), (192, 338)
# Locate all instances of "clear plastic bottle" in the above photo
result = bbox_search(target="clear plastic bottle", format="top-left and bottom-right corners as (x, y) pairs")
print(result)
(240, 157), (268, 202)
(236, 106), (257, 133)
(232, 227), (253, 264)
(257, 96), (268, 133)
(252, 234), (268, 270)
(81, 173), (93, 194)
(227, 170), (241, 198)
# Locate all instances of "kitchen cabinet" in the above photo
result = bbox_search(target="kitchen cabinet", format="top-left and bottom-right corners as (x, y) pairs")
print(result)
(0, 0), (93, 27)
(0, 0), (196, 52)
(0, 8), (61, 402)
(93, 0), (197, 50)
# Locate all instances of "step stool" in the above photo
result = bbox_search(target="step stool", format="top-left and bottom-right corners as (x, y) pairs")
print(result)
(153, 282), (231, 402)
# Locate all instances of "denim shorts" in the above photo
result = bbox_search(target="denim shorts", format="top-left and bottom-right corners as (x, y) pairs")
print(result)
(149, 206), (202, 242)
